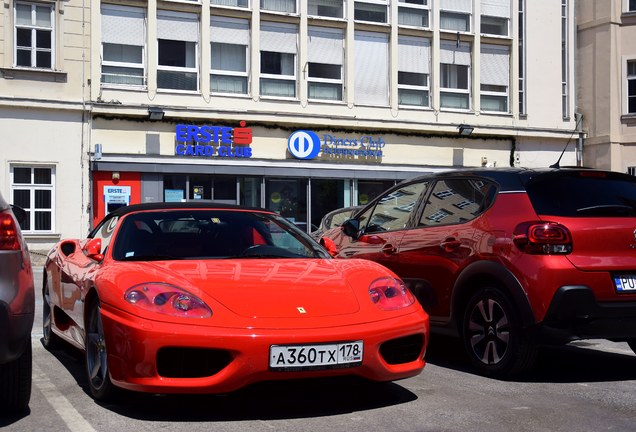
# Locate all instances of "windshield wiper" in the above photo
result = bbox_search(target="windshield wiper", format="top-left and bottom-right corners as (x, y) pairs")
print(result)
(119, 254), (180, 261)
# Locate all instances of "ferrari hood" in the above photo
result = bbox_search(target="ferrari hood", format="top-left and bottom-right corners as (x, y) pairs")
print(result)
(142, 259), (361, 318)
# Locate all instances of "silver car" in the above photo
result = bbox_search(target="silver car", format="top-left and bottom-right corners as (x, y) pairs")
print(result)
(0, 191), (34, 412)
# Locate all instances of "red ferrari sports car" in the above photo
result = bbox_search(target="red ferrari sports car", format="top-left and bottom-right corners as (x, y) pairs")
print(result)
(42, 202), (429, 401)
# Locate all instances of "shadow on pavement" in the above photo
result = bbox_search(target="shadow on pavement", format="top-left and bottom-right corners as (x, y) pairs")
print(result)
(425, 333), (636, 383)
(41, 339), (418, 421)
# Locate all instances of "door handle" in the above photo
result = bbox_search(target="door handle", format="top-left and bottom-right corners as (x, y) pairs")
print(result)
(440, 238), (461, 252)
(381, 244), (397, 255)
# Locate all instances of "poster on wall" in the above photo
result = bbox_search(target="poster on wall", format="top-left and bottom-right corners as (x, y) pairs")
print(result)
(193, 186), (204, 200)
(104, 185), (131, 216)
(165, 189), (184, 202)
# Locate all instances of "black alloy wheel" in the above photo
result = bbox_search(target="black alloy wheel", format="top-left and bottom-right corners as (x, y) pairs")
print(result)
(85, 298), (115, 401)
(462, 287), (537, 378)
(42, 276), (59, 349)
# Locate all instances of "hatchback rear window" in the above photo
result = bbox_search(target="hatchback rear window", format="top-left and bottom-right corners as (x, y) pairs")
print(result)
(526, 171), (636, 217)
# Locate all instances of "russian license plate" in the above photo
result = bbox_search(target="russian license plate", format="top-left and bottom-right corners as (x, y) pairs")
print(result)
(269, 341), (363, 371)
(614, 274), (636, 292)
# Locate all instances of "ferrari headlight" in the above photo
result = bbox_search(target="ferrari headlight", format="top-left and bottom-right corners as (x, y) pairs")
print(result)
(124, 283), (212, 318)
(368, 277), (415, 311)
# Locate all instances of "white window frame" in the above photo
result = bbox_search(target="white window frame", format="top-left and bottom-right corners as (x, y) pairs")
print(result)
(354, 31), (389, 106)
(440, 41), (471, 111)
(398, 36), (430, 108)
(157, 11), (199, 92)
(626, 0), (636, 12)
(561, 0), (570, 119)
(439, 0), (472, 33)
(480, 44), (510, 113)
(261, 0), (297, 14)
(307, 26), (344, 102)
(211, 0), (250, 8)
(10, 165), (55, 234)
(397, 0), (429, 28)
(308, 0), (345, 19)
(260, 22), (298, 99)
(101, 5), (146, 88)
(210, 17), (249, 95)
(480, 0), (510, 37)
(354, 0), (389, 24)
(14, 2), (55, 69)
(626, 58), (636, 115)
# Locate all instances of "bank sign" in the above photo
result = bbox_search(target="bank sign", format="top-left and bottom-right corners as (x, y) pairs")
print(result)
(175, 121), (253, 158)
(287, 130), (385, 160)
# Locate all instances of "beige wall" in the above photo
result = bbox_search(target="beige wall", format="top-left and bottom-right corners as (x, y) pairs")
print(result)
(577, 0), (636, 170)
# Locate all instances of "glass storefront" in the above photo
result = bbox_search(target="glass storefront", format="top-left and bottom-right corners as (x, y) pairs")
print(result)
(155, 174), (399, 233)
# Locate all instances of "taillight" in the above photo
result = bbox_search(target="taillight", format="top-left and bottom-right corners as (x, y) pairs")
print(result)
(513, 221), (572, 255)
(368, 277), (415, 311)
(0, 210), (21, 250)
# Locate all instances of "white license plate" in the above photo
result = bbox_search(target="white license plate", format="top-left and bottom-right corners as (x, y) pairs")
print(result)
(614, 274), (636, 292)
(270, 341), (363, 371)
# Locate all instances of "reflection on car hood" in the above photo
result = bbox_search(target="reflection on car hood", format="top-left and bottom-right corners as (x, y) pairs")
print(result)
(121, 259), (362, 319)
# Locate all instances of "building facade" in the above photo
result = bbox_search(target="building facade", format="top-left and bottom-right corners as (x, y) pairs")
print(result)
(1, 0), (578, 252)
(577, 0), (636, 171)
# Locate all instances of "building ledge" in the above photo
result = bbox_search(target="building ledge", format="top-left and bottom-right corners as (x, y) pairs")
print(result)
(0, 67), (67, 83)
(621, 11), (636, 26)
(621, 113), (636, 126)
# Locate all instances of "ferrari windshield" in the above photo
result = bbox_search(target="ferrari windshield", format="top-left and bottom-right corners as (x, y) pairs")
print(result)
(111, 210), (328, 261)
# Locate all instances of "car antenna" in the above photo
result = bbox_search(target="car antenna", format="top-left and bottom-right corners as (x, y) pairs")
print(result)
(550, 114), (582, 168)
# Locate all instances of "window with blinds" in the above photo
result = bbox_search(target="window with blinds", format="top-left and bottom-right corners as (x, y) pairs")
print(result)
(157, 11), (199, 91)
(481, 0), (510, 36)
(211, 17), (249, 95)
(439, 0), (472, 32)
(398, 36), (430, 107)
(211, 0), (249, 7)
(260, 22), (298, 98)
(308, 0), (344, 18)
(398, 0), (429, 28)
(354, 31), (388, 106)
(15, 2), (54, 69)
(308, 27), (344, 101)
(480, 44), (510, 112)
(440, 41), (471, 110)
(261, 0), (297, 13)
(101, 5), (145, 86)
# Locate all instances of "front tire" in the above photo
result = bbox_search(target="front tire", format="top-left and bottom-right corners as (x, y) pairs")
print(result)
(462, 287), (537, 378)
(42, 276), (60, 350)
(85, 298), (115, 401)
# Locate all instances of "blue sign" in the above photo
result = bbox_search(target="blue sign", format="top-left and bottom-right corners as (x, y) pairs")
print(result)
(287, 130), (385, 160)
(287, 130), (322, 160)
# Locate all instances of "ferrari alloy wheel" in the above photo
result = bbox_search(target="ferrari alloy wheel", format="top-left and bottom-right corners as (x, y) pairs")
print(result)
(85, 299), (115, 401)
(42, 277), (59, 350)
(462, 288), (537, 378)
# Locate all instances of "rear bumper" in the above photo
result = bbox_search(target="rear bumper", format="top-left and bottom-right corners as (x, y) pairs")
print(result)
(536, 285), (636, 344)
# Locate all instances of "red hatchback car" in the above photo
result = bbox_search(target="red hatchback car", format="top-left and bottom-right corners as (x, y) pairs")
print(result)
(321, 167), (636, 377)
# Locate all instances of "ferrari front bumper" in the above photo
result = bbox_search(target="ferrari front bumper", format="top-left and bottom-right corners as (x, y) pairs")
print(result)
(100, 304), (429, 394)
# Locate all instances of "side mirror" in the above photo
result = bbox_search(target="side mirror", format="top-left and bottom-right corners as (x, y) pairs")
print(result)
(10, 205), (26, 226)
(341, 219), (360, 239)
(320, 236), (338, 257)
(83, 238), (104, 262)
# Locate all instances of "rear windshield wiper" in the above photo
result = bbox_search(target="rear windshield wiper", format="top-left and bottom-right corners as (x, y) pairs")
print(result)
(575, 205), (636, 216)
